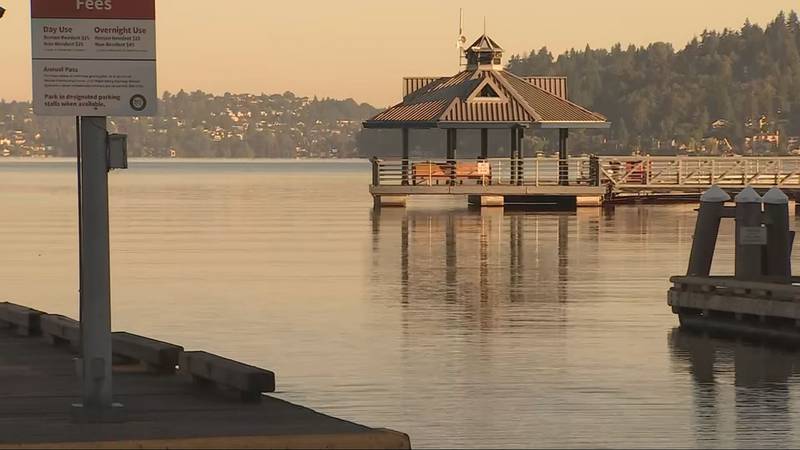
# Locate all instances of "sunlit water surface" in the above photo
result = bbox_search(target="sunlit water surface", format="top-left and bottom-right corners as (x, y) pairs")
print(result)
(3, 159), (800, 448)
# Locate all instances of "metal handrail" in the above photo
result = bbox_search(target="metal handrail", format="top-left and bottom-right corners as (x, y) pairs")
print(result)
(599, 156), (800, 188)
(372, 157), (598, 187)
(372, 156), (800, 190)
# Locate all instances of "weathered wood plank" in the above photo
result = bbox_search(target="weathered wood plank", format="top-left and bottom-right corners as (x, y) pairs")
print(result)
(179, 351), (276, 402)
(0, 303), (44, 336)
(670, 275), (800, 301)
(111, 332), (183, 374)
(669, 289), (800, 320)
(39, 315), (80, 349)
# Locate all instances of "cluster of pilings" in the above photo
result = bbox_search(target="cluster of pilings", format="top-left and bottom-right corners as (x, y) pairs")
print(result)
(688, 186), (794, 283)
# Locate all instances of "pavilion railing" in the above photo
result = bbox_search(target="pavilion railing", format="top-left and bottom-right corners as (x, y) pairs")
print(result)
(371, 157), (600, 187)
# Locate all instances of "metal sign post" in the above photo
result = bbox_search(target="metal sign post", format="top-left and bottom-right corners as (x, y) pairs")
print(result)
(77, 116), (113, 412)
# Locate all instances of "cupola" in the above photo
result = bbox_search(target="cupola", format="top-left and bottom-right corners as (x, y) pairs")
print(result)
(465, 34), (504, 70)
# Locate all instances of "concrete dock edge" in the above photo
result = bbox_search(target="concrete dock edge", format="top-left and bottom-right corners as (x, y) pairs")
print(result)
(0, 429), (412, 450)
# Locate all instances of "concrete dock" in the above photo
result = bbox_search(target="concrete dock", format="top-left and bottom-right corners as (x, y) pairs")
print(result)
(0, 304), (410, 449)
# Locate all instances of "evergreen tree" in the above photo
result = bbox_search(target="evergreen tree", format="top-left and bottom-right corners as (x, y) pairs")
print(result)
(507, 10), (800, 154)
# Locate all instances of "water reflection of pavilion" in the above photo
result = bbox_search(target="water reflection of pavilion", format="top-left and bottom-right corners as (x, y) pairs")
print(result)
(369, 208), (603, 327)
(368, 208), (607, 441)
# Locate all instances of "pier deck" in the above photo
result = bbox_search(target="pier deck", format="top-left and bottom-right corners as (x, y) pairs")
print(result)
(370, 156), (800, 208)
(370, 184), (605, 196)
(0, 324), (409, 449)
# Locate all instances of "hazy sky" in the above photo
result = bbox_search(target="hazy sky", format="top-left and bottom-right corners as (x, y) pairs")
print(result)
(2, 0), (798, 106)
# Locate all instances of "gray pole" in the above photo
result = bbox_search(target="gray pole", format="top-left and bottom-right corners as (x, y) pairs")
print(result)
(78, 116), (113, 412)
(763, 187), (792, 282)
(517, 128), (524, 185)
(447, 129), (457, 186)
(559, 128), (569, 186)
(734, 186), (764, 281)
(480, 129), (488, 159)
(510, 128), (518, 185)
(687, 186), (730, 277)
(401, 128), (409, 186)
(589, 155), (600, 186)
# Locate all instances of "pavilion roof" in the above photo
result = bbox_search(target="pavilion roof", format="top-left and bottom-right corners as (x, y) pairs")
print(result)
(364, 35), (609, 130)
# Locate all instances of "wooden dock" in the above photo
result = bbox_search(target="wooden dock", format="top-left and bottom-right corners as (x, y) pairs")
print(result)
(0, 303), (410, 449)
(667, 186), (800, 342)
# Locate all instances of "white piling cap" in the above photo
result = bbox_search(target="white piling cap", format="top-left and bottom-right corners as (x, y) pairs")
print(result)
(700, 185), (731, 203)
(734, 186), (763, 203)
(763, 186), (789, 204)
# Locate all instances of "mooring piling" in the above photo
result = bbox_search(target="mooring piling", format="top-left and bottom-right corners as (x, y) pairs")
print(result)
(734, 187), (764, 281)
(670, 185), (800, 342)
(763, 187), (793, 283)
(687, 185), (730, 277)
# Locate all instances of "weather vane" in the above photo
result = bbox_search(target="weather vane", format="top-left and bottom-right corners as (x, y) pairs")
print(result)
(457, 9), (467, 69)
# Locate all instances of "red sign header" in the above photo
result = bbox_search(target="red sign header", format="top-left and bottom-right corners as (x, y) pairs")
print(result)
(31, 0), (155, 20)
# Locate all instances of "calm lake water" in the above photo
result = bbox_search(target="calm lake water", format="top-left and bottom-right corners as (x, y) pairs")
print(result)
(3, 159), (800, 448)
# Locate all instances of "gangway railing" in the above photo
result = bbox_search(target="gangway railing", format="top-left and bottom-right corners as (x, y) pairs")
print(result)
(600, 156), (800, 189)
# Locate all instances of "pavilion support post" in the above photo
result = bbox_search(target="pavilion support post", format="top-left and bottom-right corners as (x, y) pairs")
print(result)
(401, 128), (410, 186)
(559, 128), (569, 187)
(371, 156), (380, 187)
(517, 127), (525, 185)
(447, 129), (457, 186)
(480, 129), (488, 159)
(510, 128), (518, 185)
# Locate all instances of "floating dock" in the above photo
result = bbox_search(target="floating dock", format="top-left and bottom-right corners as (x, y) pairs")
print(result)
(669, 276), (800, 342)
(0, 302), (410, 449)
(668, 186), (800, 342)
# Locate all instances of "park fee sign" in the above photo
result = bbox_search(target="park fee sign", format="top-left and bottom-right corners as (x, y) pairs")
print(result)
(31, 0), (157, 116)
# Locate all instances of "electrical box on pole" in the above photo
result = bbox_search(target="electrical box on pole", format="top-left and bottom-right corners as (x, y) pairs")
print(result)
(108, 134), (129, 170)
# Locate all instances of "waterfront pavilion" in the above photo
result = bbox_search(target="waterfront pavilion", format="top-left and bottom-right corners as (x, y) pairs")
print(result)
(363, 35), (611, 208)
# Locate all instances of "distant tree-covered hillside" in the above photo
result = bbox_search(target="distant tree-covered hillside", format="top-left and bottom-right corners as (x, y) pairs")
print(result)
(6, 12), (800, 158)
(0, 91), (379, 158)
(507, 10), (800, 154)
